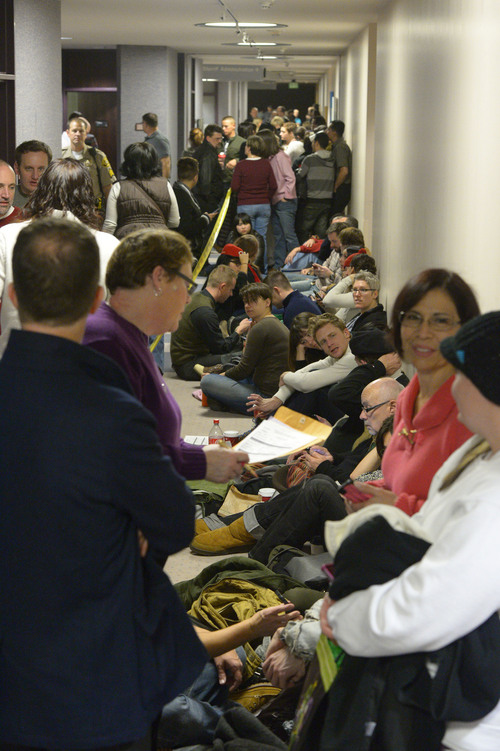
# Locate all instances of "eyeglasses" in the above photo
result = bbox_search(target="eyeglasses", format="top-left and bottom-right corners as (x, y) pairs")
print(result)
(399, 311), (460, 331)
(174, 269), (196, 293)
(361, 399), (390, 415)
(352, 287), (374, 293)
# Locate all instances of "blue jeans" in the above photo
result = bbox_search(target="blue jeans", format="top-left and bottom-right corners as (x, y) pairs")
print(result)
(271, 198), (299, 269)
(238, 203), (271, 270)
(202, 373), (265, 415)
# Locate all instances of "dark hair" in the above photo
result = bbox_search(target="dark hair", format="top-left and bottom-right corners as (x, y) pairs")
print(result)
(142, 112), (158, 128)
(240, 283), (272, 305)
(339, 227), (364, 247)
(12, 218), (99, 325)
(22, 159), (99, 229)
(327, 221), (349, 236)
(266, 270), (292, 291)
(177, 156), (199, 181)
(15, 140), (52, 166)
(258, 129), (280, 157)
(391, 269), (481, 356)
(234, 212), (251, 229)
(351, 255), (377, 274)
(121, 142), (161, 180)
(375, 415), (394, 458)
(204, 124), (223, 138)
(312, 115), (327, 129)
(314, 132), (330, 150)
(288, 311), (319, 370)
(238, 122), (256, 139)
(106, 228), (193, 294)
(329, 120), (345, 137)
(295, 126), (306, 142)
(246, 135), (267, 157)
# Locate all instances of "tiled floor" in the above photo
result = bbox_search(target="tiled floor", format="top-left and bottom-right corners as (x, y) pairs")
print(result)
(163, 363), (254, 584)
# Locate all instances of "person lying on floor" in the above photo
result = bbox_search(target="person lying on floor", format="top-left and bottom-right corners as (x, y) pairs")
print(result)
(156, 602), (301, 748)
(190, 377), (402, 558)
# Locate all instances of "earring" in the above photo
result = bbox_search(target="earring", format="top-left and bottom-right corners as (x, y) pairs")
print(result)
(154, 287), (163, 297)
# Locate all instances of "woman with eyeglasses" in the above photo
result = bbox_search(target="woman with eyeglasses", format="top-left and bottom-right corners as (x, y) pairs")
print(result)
(83, 228), (248, 483)
(350, 267), (480, 514)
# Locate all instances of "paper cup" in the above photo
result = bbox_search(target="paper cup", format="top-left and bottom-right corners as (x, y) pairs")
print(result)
(223, 430), (240, 447)
(258, 487), (276, 502)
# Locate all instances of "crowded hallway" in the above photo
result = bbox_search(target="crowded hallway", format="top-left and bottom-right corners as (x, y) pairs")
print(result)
(2, 1), (500, 750)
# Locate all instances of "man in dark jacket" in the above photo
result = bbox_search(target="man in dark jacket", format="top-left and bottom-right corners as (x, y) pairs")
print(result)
(192, 124), (225, 213)
(173, 156), (218, 257)
(0, 218), (206, 750)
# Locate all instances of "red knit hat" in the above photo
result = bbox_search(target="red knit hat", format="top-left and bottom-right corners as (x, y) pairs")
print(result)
(344, 252), (363, 267)
(221, 244), (242, 258)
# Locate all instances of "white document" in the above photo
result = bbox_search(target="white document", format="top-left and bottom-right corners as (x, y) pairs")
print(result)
(235, 417), (317, 463)
(183, 435), (209, 446)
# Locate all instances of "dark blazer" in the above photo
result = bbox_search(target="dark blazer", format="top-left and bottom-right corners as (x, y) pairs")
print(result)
(192, 140), (225, 213)
(0, 331), (207, 747)
(173, 180), (210, 256)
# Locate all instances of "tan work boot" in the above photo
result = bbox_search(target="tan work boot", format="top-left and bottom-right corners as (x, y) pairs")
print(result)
(194, 518), (210, 536)
(190, 518), (256, 556)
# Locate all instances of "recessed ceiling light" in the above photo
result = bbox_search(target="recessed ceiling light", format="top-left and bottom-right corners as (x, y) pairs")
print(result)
(202, 78), (218, 82)
(258, 55), (277, 59)
(222, 41), (288, 47)
(61, 37), (73, 40)
(196, 22), (286, 28)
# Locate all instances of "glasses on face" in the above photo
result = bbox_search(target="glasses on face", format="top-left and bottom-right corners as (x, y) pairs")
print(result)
(399, 311), (460, 331)
(361, 399), (390, 415)
(352, 287), (374, 294)
(174, 269), (195, 293)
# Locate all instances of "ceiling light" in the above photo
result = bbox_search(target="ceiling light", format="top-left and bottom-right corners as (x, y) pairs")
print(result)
(61, 37), (73, 40)
(202, 78), (218, 82)
(196, 21), (285, 28)
(222, 41), (284, 46)
(258, 55), (277, 59)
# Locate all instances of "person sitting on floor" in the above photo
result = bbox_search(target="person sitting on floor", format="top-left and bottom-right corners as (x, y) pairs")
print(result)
(342, 271), (387, 333)
(320, 311), (500, 751)
(287, 311), (323, 371)
(212, 242), (262, 321)
(225, 211), (265, 269)
(201, 283), (289, 415)
(266, 270), (321, 328)
(321, 253), (377, 315)
(190, 377), (402, 557)
(247, 312), (358, 420)
(171, 265), (250, 381)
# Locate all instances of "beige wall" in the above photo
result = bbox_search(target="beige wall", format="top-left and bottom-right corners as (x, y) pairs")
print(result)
(341, 24), (377, 249)
(370, 0), (500, 314)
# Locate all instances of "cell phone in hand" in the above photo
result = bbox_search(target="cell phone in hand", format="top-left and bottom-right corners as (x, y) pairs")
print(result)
(321, 562), (335, 581)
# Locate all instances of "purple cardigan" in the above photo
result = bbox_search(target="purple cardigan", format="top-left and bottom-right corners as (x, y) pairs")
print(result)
(83, 303), (206, 480)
